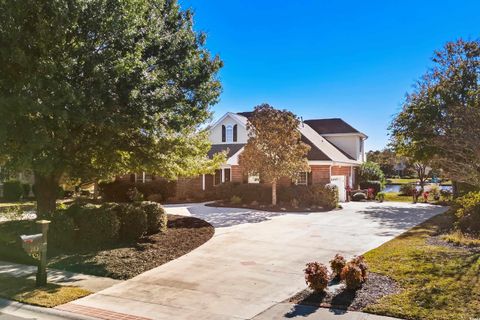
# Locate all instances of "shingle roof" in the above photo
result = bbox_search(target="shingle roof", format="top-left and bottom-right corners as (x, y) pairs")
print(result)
(303, 118), (360, 135)
(301, 135), (331, 161)
(207, 144), (245, 159)
(236, 111), (253, 118)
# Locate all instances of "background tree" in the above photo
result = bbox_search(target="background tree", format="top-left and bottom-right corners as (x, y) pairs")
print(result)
(390, 39), (480, 188)
(358, 161), (385, 184)
(366, 149), (397, 177)
(0, 0), (224, 217)
(239, 104), (310, 206)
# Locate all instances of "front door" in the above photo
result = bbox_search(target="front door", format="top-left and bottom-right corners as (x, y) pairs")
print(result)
(330, 175), (346, 202)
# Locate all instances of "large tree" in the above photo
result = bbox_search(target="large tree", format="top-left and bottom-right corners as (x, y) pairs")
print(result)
(239, 104), (310, 206)
(390, 39), (480, 187)
(0, 0), (224, 217)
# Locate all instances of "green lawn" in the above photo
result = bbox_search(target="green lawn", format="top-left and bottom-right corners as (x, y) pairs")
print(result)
(0, 275), (91, 307)
(386, 178), (419, 184)
(363, 212), (480, 320)
(383, 192), (414, 203)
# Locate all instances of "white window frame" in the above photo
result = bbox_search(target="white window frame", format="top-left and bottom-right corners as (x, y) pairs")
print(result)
(226, 124), (233, 143)
(248, 173), (260, 184)
(296, 172), (308, 185)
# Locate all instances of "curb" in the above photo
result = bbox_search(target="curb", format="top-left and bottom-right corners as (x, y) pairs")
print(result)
(0, 298), (97, 320)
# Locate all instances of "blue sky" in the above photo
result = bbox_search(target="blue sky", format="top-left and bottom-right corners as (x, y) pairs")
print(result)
(181, 0), (480, 151)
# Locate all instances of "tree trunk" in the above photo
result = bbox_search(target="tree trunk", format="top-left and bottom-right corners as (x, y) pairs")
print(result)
(272, 180), (277, 206)
(34, 172), (60, 218)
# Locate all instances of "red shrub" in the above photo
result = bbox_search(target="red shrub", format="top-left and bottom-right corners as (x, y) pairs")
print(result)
(330, 254), (347, 277)
(304, 262), (329, 292)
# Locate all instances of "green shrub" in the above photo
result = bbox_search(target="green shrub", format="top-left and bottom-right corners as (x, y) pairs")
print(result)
(359, 180), (383, 195)
(117, 204), (147, 241)
(3, 180), (23, 201)
(330, 253), (346, 277)
(358, 162), (385, 184)
(304, 262), (329, 292)
(214, 182), (272, 204)
(137, 201), (167, 234)
(21, 184), (31, 198)
(230, 195), (242, 204)
(100, 179), (177, 203)
(319, 184), (338, 209)
(399, 184), (416, 196)
(75, 204), (120, 247)
(352, 192), (367, 201)
(48, 210), (76, 250)
(455, 192), (480, 235)
(146, 193), (163, 203)
(376, 192), (385, 202)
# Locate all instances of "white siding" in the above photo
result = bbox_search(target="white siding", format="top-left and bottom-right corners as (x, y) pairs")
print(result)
(323, 135), (363, 161)
(209, 114), (248, 144)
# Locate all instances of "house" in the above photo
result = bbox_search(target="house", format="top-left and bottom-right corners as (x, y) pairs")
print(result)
(182, 112), (367, 202)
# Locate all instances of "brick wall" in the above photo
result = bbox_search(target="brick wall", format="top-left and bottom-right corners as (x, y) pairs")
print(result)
(310, 165), (331, 185)
(231, 165), (244, 182)
(331, 165), (354, 187)
(176, 176), (202, 198)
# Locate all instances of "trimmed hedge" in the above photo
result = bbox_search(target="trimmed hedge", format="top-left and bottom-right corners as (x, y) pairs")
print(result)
(74, 204), (120, 246)
(139, 201), (168, 234)
(214, 182), (338, 210)
(99, 179), (176, 203)
(3, 180), (23, 201)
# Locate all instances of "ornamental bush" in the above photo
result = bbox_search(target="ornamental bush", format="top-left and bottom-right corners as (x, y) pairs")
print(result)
(330, 254), (347, 277)
(304, 262), (329, 292)
(454, 192), (480, 235)
(99, 179), (176, 203)
(48, 210), (76, 250)
(137, 201), (167, 234)
(3, 180), (23, 201)
(75, 204), (120, 247)
(399, 184), (416, 196)
(319, 184), (339, 210)
(340, 255), (368, 290)
(117, 204), (148, 241)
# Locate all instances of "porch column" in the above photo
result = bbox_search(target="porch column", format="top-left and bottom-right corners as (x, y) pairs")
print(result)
(221, 169), (225, 183)
(202, 174), (206, 191)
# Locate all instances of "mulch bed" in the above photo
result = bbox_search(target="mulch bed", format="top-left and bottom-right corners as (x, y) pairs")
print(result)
(288, 273), (400, 311)
(205, 201), (335, 213)
(48, 214), (214, 280)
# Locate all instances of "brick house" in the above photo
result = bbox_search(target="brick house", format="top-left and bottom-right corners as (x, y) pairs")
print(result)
(189, 111), (367, 202)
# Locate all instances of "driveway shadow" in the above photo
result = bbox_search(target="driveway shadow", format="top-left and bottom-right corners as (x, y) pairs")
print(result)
(187, 205), (311, 228)
(357, 204), (445, 232)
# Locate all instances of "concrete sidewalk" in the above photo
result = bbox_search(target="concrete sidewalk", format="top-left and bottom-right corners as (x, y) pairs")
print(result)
(253, 303), (400, 320)
(64, 202), (446, 319)
(0, 261), (120, 292)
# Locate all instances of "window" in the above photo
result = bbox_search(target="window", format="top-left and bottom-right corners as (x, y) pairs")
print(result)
(248, 173), (260, 184)
(214, 169), (222, 185)
(226, 125), (233, 143)
(296, 172), (308, 185)
(224, 169), (231, 182)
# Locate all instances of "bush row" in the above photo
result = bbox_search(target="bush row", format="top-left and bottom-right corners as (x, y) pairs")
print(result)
(48, 201), (167, 250)
(3, 181), (31, 201)
(99, 179), (176, 203)
(212, 182), (339, 210)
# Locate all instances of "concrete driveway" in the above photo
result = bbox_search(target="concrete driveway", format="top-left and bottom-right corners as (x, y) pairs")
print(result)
(61, 202), (447, 320)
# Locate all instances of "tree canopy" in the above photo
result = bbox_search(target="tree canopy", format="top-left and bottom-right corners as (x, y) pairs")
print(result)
(390, 39), (480, 187)
(0, 0), (224, 215)
(239, 104), (310, 205)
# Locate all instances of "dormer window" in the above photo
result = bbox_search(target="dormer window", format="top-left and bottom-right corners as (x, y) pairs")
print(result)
(226, 125), (233, 142)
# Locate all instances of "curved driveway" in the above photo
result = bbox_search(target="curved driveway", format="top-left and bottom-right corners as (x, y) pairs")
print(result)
(64, 202), (448, 320)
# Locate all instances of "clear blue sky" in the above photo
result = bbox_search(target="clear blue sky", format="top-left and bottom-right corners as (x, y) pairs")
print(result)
(181, 0), (480, 151)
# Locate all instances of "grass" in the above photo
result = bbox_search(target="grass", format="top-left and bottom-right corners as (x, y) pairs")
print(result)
(363, 212), (480, 320)
(443, 230), (480, 247)
(383, 192), (414, 203)
(0, 275), (91, 307)
(386, 178), (419, 184)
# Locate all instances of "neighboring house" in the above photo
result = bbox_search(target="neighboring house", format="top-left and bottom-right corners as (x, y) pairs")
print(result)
(184, 112), (367, 202)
